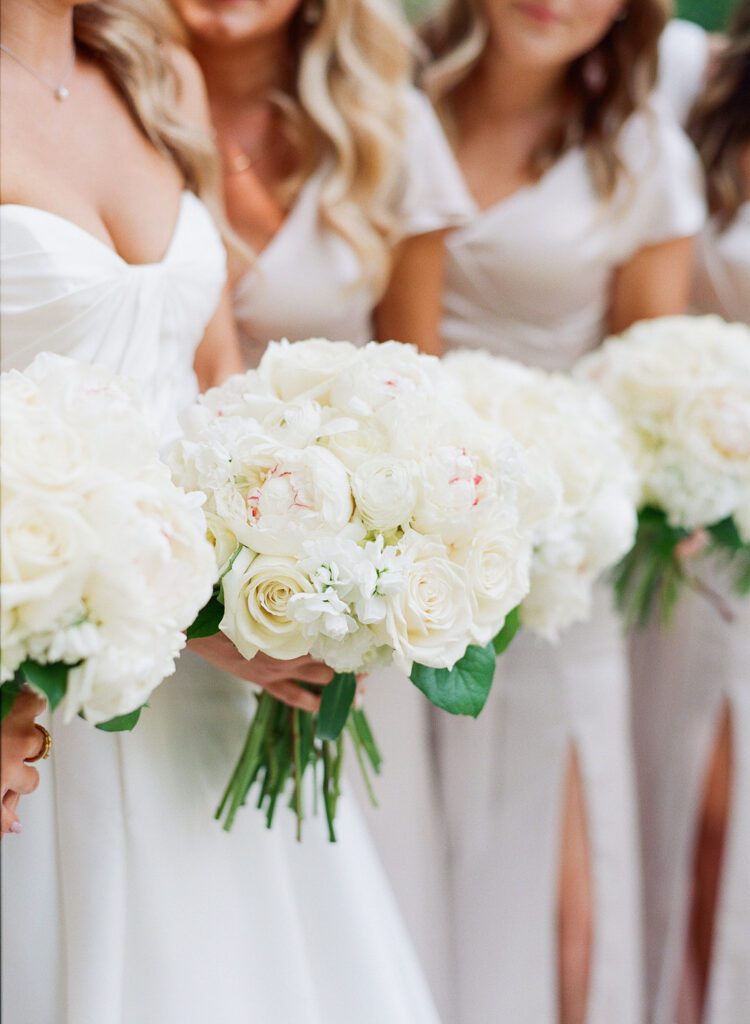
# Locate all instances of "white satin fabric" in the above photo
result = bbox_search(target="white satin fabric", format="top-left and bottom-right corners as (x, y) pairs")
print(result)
(0, 195), (441, 1024)
(231, 86), (474, 1020)
(635, 21), (750, 1024)
(438, 100), (706, 1024)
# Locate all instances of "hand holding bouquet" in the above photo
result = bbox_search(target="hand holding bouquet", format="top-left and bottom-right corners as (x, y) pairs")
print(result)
(446, 350), (638, 641)
(172, 339), (536, 839)
(576, 316), (750, 626)
(1, 353), (217, 729)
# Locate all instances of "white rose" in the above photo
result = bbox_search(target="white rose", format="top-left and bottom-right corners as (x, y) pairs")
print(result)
(259, 338), (360, 402)
(1, 405), (87, 496)
(220, 546), (312, 660)
(456, 519), (532, 646)
(352, 455), (418, 532)
(385, 531), (473, 673)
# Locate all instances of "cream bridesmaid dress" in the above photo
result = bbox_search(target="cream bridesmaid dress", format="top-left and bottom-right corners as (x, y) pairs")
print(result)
(233, 85), (474, 1019)
(438, 99), (706, 1024)
(0, 193), (442, 1024)
(632, 21), (750, 1024)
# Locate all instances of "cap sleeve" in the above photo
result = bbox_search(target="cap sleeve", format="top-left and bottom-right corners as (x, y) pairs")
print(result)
(656, 18), (710, 125)
(393, 87), (476, 241)
(615, 101), (706, 254)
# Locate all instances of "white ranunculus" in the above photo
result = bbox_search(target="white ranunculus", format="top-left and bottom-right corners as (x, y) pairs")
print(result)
(386, 531), (473, 673)
(205, 511), (240, 574)
(323, 415), (390, 471)
(220, 546), (312, 660)
(352, 455), (419, 532)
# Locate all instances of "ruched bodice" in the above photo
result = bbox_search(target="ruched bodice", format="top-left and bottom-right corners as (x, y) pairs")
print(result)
(0, 192), (226, 440)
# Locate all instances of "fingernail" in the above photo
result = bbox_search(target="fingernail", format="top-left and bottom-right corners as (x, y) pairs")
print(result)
(10, 822), (22, 835)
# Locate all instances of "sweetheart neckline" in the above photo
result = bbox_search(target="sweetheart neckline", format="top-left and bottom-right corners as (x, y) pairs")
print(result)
(0, 191), (201, 269)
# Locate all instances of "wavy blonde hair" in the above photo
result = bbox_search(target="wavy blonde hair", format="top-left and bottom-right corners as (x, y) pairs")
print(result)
(156, 0), (414, 296)
(421, 0), (669, 198)
(688, 0), (750, 228)
(73, 1), (222, 208)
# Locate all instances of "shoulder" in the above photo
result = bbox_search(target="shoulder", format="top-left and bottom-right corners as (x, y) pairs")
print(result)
(162, 43), (212, 131)
(656, 18), (711, 124)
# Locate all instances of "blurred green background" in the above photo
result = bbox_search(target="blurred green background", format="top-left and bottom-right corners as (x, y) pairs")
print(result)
(403, 0), (741, 30)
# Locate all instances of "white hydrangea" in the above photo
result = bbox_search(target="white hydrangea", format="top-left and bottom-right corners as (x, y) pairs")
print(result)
(577, 315), (750, 541)
(0, 353), (217, 724)
(447, 349), (638, 641)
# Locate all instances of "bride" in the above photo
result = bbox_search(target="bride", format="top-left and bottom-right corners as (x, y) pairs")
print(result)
(0, 2), (440, 1021)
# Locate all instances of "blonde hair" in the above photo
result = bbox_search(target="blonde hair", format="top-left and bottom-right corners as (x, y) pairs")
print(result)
(421, 0), (669, 198)
(73, 1), (222, 206)
(158, 0), (415, 296)
(688, 0), (750, 228)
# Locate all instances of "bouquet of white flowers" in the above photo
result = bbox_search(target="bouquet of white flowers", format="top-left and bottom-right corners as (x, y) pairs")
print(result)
(171, 339), (535, 839)
(576, 316), (750, 626)
(1, 353), (217, 729)
(446, 350), (638, 640)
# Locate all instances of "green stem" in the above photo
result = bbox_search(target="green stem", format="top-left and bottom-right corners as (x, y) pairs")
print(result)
(292, 708), (303, 843)
(217, 691), (275, 831)
(347, 719), (378, 807)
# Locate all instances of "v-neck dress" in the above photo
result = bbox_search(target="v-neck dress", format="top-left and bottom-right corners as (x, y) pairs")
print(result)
(437, 98), (706, 1024)
(231, 85), (475, 1020)
(633, 22), (750, 1024)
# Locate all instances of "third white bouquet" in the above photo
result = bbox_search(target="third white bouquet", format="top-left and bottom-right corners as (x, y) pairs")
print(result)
(171, 339), (536, 839)
(576, 315), (750, 626)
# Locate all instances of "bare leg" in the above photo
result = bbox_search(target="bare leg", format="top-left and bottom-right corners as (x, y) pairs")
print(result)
(558, 748), (593, 1024)
(682, 704), (733, 1020)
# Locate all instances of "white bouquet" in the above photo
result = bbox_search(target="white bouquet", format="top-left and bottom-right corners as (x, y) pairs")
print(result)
(446, 350), (638, 640)
(171, 339), (535, 839)
(576, 316), (750, 625)
(1, 353), (217, 729)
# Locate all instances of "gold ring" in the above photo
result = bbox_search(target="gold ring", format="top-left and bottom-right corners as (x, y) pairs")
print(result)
(26, 724), (52, 763)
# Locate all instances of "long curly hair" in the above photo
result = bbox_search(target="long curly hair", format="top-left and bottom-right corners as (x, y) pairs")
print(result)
(156, 0), (415, 296)
(688, 0), (750, 227)
(421, 0), (670, 198)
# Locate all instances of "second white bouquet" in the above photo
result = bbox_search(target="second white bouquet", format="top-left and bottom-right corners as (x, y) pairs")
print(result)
(171, 339), (536, 839)
(446, 350), (638, 641)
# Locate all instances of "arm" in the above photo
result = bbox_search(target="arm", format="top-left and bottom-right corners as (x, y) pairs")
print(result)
(609, 236), (696, 335)
(373, 230), (448, 355)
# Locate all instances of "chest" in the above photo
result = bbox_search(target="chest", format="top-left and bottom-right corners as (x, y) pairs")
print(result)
(1, 60), (184, 265)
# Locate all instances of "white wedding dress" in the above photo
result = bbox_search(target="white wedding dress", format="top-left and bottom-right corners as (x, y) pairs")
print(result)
(438, 98), (706, 1024)
(0, 194), (441, 1024)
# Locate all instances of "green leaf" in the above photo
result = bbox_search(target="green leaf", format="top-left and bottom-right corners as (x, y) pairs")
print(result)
(20, 659), (69, 710)
(410, 642), (496, 718)
(95, 705), (145, 732)
(493, 605), (521, 656)
(0, 678), (24, 720)
(708, 517), (744, 552)
(186, 593), (224, 640)
(316, 672), (356, 741)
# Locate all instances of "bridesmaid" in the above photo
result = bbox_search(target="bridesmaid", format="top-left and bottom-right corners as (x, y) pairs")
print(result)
(420, 1), (705, 1022)
(159, 0), (473, 1012)
(1, 2), (442, 1022)
(634, 8), (750, 1022)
